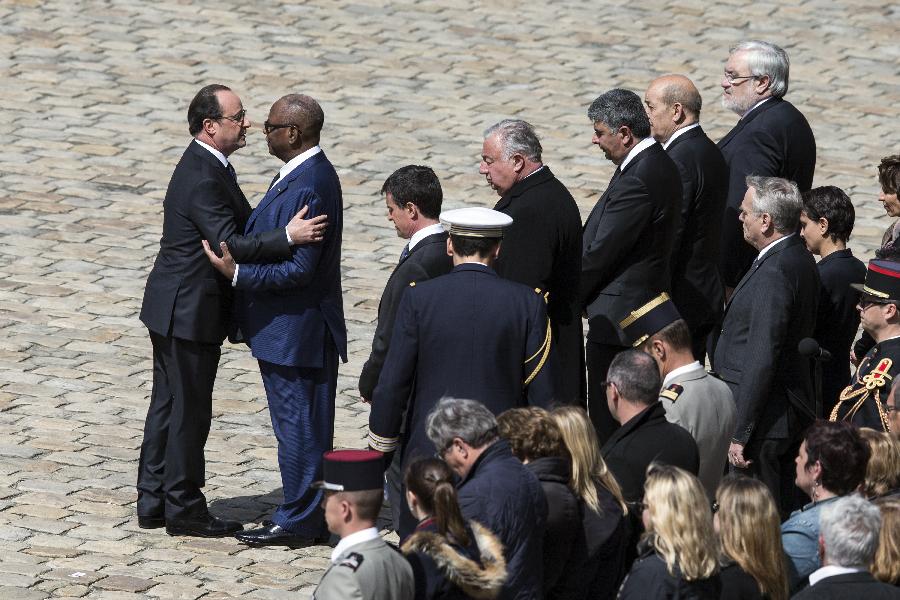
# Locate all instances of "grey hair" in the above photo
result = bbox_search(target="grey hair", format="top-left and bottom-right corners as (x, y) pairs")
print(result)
(820, 495), (882, 568)
(730, 40), (790, 99)
(426, 397), (499, 451)
(587, 89), (651, 139)
(607, 349), (660, 406)
(484, 119), (543, 162)
(746, 175), (802, 234)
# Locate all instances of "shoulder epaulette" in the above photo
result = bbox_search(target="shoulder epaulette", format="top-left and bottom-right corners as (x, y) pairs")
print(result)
(660, 383), (683, 402)
(533, 287), (549, 303)
(338, 552), (364, 572)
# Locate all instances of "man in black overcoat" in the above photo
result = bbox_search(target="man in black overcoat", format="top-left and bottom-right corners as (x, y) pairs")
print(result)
(137, 84), (323, 537)
(717, 40), (816, 290)
(480, 119), (585, 405)
(713, 176), (820, 517)
(580, 89), (681, 443)
(644, 75), (728, 360)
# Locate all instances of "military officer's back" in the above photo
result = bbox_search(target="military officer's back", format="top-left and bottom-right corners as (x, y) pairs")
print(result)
(312, 450), (413, 600)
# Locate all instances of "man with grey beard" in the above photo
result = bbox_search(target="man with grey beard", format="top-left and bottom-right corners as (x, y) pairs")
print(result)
(716, 40), (816, 294)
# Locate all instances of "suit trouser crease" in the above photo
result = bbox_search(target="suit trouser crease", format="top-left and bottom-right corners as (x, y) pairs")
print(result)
(258, 343), (337, 535)
(137, 331), (219, 519)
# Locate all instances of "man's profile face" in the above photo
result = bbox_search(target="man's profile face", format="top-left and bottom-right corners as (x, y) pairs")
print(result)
(264, 100), (292, 160)
(739, 187), (765, 249)
(721, 50), (760, 116)
(385, 191), (414, 239)
(479, 133), (518, 196)
(644, 85), (674, 143)
(213, 90), (250, 156)
(591, 121), (627, 165)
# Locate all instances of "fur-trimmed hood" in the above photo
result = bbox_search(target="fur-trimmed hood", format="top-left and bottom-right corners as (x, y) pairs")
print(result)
(402, 521), (507, 599)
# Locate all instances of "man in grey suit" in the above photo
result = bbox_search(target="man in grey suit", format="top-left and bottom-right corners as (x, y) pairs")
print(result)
(713, 176), (819, 516)
(312, 450), (414, 600)
(619, 293), (735, 499)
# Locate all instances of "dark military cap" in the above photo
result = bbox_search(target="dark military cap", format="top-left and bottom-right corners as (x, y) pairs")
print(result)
(619, 292), (682, 347)
(312, 449), (384, 492)
(851, 260), (900, 302)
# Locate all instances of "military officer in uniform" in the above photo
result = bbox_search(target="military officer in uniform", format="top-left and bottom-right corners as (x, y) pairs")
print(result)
(368, 206), (554, 539)
(620, 293), (735, 498)
(832, 259), (900, 432)
(312, 449), (414, 600)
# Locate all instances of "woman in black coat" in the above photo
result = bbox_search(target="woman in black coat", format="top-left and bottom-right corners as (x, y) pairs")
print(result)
(401, 458), (507, 600)
(618, 464), (720, 600)
(498, 407), (585, 599)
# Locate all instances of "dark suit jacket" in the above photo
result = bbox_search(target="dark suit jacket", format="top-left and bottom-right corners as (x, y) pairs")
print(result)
(358, 231), (451, 400)
(580, 142), (681, 345)
(815, 249), (865, 412)
(234, 151), (347, 367)
(717, 98), (817, 287)
(664, 126), (728, 332)
(140, 140), (291, 344)
(792, 572), (900, 600)
(368, 263), (554, 467)
(713, 235), (820, 445)
(600, 402), (699, 503)
(493, 166), (585, 403)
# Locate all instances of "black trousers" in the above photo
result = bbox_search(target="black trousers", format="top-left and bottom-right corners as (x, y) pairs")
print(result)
(586, 340), (627, 446)
(137, 330), (220, 520)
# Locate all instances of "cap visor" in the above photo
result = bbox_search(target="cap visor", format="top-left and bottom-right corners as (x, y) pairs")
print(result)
(311, 481), (344, 491)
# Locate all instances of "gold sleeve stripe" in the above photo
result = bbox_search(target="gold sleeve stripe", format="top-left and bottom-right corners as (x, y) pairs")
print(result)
(524, 316), (552, 386)
(619, 292), (671, 329)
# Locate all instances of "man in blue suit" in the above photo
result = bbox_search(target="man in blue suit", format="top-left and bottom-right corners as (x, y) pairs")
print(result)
(204, 94), (346, 547)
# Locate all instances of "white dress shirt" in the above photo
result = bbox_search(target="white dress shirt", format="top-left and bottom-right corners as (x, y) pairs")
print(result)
(330, 527), (380, 563)
(619, 136), (657, 171)
(662, 123), (701, 150)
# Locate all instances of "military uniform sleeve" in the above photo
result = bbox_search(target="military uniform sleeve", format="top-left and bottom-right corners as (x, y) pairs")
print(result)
(314, 565), (364, 600)
(368, 286), (419, 454)
(524, 289), (554, 407)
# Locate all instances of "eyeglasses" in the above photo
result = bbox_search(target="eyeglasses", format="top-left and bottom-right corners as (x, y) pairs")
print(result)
(263, 121), (299, 135)
(859, 298), (894, 310)
(218, 109), (247, 124)
(723, 72), (757, 84)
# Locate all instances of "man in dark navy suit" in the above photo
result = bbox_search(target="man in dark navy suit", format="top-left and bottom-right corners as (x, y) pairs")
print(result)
(717, 40), (816, 291)
(713, 176), (819, 517)
(138, 84), (325, 538)
(644, 75), (728, 361)
(204, 94), (346, 547)
(580, 88), (681, 444)
(367, 206), (553, 539)
(357, 165), (451, 532)
(480, 119), (585, 406)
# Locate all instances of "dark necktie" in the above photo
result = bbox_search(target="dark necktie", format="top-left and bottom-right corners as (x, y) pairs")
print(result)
(226, 163), (237, 183)
(399, 244), (410, 263)
(268, 173), (280, 191)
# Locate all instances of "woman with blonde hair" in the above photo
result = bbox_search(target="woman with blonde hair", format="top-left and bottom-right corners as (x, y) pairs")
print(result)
(618, 463), (720, 599)
(714, 476), (788, 600)
(859, 428), (900, 499)
(872, 498), (900, 585)
(551, 405), (627, 599)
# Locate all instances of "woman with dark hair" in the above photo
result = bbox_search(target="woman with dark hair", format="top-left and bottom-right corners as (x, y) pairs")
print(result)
(401, 457), (506, 600)
(781, 420), (870, 593)
(715, 476), (788, 600)
(497, 407), (584, 599)
(799, 186), (865, 411)
(618, 463), (720, 599)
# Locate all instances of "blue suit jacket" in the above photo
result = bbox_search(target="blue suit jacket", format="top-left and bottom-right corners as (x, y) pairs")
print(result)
(234, 151), (347, 368)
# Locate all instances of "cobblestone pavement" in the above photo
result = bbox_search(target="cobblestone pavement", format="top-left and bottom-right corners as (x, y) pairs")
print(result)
(0, 0), (896, 597)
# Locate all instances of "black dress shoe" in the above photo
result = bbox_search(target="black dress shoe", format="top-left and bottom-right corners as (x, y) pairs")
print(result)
(137, 515), (165, 529)
(165, 513), (243, 538)
(234, 521), (328, 548)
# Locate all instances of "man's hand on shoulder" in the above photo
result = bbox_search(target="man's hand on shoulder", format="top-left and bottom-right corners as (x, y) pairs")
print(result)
(202, 240), (237, 280)
(287, 205), (328, 245)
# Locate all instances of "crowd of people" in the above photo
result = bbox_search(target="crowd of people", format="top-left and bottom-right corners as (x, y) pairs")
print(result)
(134, 32), (900, 600)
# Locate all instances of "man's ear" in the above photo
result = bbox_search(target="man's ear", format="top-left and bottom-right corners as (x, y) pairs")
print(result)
(406, 202), (419, 220)
(619, 125), (634, 147)
(446, 237), (454, 257)
(752, 74), (772, 95)
(652, 339), (666, 360)
(672, 102), (685, 124)
(512, 153), (526, 174)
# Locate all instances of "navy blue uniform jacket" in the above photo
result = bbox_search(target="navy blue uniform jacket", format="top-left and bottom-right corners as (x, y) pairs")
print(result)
(368, 263), (553, 462)
(234, 151), (347, 367)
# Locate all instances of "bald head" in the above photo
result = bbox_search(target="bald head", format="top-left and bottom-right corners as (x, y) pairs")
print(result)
(274, 94), (324, 141)
(644, 74), (702, 144)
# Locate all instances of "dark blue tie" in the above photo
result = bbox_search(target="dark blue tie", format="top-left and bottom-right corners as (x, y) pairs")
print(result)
(226, 163), (237, 183)
(399, 244), (410, 263)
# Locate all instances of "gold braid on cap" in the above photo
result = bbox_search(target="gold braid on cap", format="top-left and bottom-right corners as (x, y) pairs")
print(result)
(619, 292), (671, 329)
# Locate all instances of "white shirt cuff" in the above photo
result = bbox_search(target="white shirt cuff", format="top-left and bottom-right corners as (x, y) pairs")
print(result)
(285, 226), (293, 245)
(232, 264), (239, 287)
